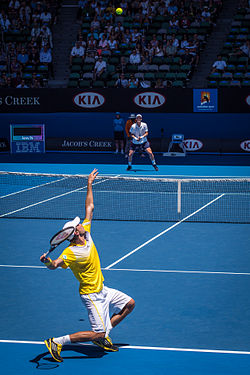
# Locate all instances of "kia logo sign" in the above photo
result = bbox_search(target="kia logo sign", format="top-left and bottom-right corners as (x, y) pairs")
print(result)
(183, 139), (203, 151)
(240, 140), (250, 152)
(134, 92), (166, 108)
(246, 95), (250, 106)
(73, 92), (105, 108)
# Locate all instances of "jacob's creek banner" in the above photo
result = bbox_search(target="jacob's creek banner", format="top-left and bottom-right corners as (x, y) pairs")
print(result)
(0, 88), (250, 113)
(45, 137), (250, 153)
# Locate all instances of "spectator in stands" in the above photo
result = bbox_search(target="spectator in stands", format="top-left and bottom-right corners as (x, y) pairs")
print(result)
(93, 55), (106, 80)
(40, 24), (53, 48)
(131, 28), (142, 44)
(19, 1), (31, 20)
(212, 55), (227, 73)
(180, 48), (195, 65)
(0, 72), (7, 87)
(107, 35), (118, 51)
(98, 34), (109, 53)
(78, 35), (86, 48)
(10, 57), (21, 76)
(87, 28), (99, 41)
(84, 52), (95, 64)
(140, 78), (151, 88)
(9, 0), (21, 10)
(40, 8), (52, 25)
(169, 15), (179, 29)
(201, 6), (211, 22)
(238, 39), (250, 58)
(154, 43), (164, 58)
(32, 9), (41, 24)
(150, 34), (159, 49)
(0, 44), (7, 65)
(91, 15), (100, 31)
(129, 49), (141, 64)
(128, 74), (139, 88)
(3, 76), (12, 88)
(31, 23), (41, 41)
(141, 50), (152, 65)
(124, 28), (132, 44)
(115, 21), (124, 36)
(0, 13), (11, 30)
(17, 47), (29, 69)
(167, 1), (178, 15)
(165, 39), (177, 56)
(185, 38), (199, 66)
(40, 44), (54, 78)
(19, 7), (30, 26)
(12, 70), (22, 87)
(115, 56), (127, 74)
(180, 34), (189, 53)
(31, 76), (42, 88)
(29, 47), (40, 67)
(171, 33), (179, 48)
(115, 73), (129, 88)
(181, 15), (190, 29)
(16, 79), (29, 88)
(70, 41), (85, 65)
(155, 78), (164, 88)
(86, 35), (97, 57)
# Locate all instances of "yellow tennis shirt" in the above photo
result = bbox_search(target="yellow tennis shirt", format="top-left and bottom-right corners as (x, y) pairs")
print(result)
(59, 219), (104, 295)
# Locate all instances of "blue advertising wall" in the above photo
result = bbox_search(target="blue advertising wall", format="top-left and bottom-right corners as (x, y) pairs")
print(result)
(1, 112), (249, 139)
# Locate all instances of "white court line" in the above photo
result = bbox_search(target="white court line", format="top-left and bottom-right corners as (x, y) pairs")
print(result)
(0, 264), (250, 276)
(0, 339), (249, 355)
(104, 268), (250, 276)
(0, 175), (120, 218)
(0, 177), (69, 199)
(105, 194), (225, 269)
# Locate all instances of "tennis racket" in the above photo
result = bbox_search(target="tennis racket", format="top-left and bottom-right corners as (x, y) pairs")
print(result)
(44, 226), (75, 259)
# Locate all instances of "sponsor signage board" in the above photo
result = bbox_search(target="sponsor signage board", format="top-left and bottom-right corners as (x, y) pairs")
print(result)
(193, 89), (218, 112)
(10, 124), (45, 153)
(46, 138), (115, 151)
(240, 140), (250, 152)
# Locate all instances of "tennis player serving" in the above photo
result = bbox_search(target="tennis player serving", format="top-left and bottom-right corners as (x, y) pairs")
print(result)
(40, 169), (135, 362)
(127, 114), (158, 171)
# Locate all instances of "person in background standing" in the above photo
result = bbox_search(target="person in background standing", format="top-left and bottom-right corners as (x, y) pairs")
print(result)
(125, 113), (136, 158)
(113, 112), (125, 154)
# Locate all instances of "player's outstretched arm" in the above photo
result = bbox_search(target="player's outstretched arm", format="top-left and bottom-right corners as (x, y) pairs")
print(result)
(85, 168), (99, 221)
(40, 254), (65, 270)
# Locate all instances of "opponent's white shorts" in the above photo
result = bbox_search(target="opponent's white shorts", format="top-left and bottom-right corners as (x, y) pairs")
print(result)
(80, 285), (131, 336)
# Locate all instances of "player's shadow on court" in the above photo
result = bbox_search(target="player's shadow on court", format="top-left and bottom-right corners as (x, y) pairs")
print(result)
(30, 344), (110, 369)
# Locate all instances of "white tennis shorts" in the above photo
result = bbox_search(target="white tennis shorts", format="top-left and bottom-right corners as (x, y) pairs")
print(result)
(80, 285), (131, 336)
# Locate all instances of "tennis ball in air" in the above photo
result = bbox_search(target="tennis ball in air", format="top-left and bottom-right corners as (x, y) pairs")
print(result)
(116, 8), (123, 15)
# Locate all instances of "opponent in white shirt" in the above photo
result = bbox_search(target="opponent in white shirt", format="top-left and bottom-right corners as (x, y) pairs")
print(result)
(127, 114), (158, 171)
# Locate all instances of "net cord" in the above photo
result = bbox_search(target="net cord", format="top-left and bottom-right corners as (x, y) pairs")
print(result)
(0, 171), (250, 183)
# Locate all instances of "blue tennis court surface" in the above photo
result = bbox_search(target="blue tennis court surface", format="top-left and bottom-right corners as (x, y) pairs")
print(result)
(0, 163), (250, 374)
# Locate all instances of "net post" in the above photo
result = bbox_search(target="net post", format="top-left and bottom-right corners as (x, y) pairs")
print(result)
(177, 180), (181, 214)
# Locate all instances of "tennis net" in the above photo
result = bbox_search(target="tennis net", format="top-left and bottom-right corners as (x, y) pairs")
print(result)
(0, 171), (249, 223)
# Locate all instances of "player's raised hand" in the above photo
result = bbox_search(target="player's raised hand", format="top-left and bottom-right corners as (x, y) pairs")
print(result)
(88, 168), (99, 184)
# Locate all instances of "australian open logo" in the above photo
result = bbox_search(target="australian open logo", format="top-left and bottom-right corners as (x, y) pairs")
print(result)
(193, 89), (218, 112)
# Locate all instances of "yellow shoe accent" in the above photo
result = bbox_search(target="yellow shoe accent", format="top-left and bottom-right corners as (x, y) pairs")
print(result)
(44, 338), (63, 362)
(92, 336), (119, 352)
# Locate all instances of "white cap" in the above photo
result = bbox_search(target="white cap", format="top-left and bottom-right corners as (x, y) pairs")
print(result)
(136, 114), (142, 118)
(63, 216), (80, 241)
